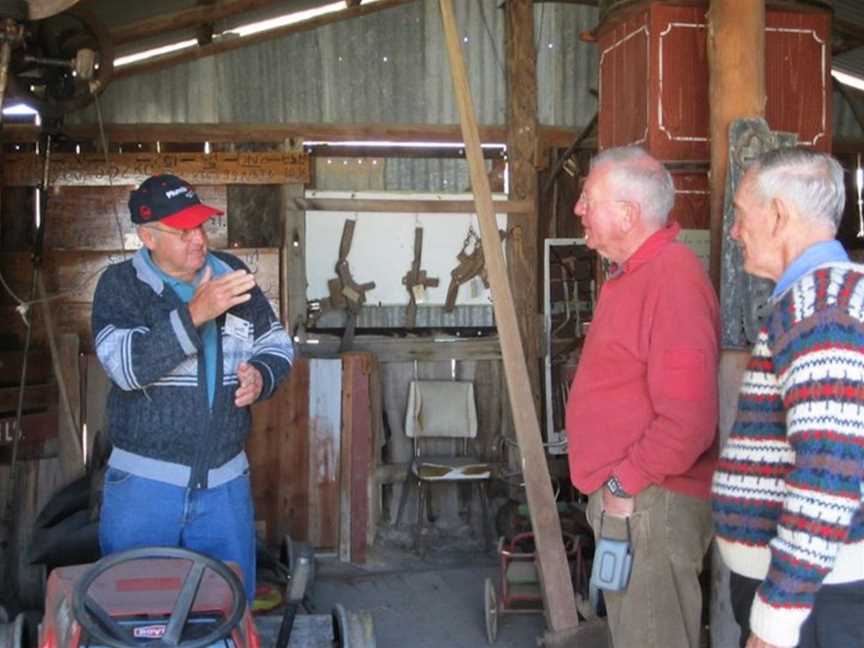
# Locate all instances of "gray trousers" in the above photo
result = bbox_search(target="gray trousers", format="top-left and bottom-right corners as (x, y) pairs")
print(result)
(587, 485), (713, 648)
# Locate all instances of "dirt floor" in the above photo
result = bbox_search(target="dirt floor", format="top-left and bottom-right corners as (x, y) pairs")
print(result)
(294, 538), (547, 648)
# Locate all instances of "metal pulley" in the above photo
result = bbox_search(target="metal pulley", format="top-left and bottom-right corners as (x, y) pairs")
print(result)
(0, 1), (113, 118)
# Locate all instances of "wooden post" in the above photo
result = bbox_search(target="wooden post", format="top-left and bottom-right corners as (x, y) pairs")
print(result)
(505, 0), (541, 410)
(708, 1), (765, 643)
(280, 139), (306, 334)
(707, 0), (765, 288)
(439, 0), (579, 634)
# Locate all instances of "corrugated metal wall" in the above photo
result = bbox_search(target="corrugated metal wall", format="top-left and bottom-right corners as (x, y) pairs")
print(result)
(75, 1), (599, 130)
(73, 1), (599, 192)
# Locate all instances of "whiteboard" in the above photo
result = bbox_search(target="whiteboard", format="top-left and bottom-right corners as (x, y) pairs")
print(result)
(305, 191), (508, 307)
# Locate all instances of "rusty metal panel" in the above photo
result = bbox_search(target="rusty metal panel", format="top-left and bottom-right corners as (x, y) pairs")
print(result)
(765, 10), (832, 151)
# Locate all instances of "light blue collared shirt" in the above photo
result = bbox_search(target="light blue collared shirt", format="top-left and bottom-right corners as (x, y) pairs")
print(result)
(770, 240), (849, 301)
(143, 251), (221, 408)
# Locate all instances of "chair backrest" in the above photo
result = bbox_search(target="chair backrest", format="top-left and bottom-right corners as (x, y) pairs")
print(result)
(404, 380), (478, 440)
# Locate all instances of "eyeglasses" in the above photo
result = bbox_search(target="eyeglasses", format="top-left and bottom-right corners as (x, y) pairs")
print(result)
(575, 194), (632, 213)
(141, 224), (207, 243)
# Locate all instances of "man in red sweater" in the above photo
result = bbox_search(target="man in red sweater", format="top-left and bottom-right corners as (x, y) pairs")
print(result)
(567, 146), (720, 648)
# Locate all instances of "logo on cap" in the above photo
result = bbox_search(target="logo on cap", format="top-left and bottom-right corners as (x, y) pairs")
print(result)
(139, 205), (152, 220)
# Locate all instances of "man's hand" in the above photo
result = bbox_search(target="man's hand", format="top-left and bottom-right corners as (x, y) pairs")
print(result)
(602, 487), (635, 517)
(188, 267), (256, 327)
(745, 633), (789, 648)
(234, 362), (263, 407)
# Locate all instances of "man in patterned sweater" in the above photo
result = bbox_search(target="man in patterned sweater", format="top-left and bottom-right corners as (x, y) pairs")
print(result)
(712, 147), (864, 648)
(92, 174), (294, 605)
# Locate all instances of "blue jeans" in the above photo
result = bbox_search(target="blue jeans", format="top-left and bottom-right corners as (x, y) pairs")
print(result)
(99, 468), (256, 604)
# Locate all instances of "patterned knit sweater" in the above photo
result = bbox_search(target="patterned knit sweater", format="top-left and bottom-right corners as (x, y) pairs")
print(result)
(711, 263), (864, 647)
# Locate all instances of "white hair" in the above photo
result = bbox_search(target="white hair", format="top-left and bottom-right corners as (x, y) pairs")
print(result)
(591, 146), (675, 227)
(749, 147), (845, 233)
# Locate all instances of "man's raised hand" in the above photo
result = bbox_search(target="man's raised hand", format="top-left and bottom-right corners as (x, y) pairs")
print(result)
(189, 267), (256, 326)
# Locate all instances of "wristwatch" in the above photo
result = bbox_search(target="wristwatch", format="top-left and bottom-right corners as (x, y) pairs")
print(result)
(606, 475), (632, 498)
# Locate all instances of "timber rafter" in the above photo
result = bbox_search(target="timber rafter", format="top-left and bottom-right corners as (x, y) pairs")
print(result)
(2, 122), (585, 150)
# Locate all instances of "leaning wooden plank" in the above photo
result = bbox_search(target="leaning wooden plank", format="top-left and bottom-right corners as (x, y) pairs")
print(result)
(43, 186), (228, 250)
(3, 152), (311, 187)
(439, 0), (579, 633)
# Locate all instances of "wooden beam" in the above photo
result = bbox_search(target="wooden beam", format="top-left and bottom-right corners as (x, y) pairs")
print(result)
(308, 144), (505, 159)
(2, 122), (582, 149)
(505, 0), (542, 412)
(3, 151), (310, 187)
(280, 145), (306, 333)
(708, 0), (765, 288)
(0, 384), (57, 414)
(111, 0), (284, 45)
(0, 411), (55, 448)
(0, 249), (281, 307)
(113, 0), (417, 81)
(439, 0), (579, 633)
(298, 334), (502, 362)
(293, 197), (533, 214)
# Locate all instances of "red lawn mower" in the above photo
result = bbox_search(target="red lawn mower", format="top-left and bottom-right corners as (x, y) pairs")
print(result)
(40, 547), (257, 648)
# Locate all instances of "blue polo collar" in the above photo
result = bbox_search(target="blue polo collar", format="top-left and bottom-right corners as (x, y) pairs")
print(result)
(770, 240), (848, 301)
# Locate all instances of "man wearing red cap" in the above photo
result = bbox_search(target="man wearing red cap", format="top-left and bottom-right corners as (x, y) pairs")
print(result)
(91, 174), (294, 605)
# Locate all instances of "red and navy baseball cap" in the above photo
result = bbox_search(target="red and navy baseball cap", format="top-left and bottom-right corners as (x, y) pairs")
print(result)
(129, 174), (223, 229)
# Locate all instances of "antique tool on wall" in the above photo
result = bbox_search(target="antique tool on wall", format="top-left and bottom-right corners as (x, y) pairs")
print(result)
(318, 219), (375, 350)
(401, 226), (438, 328)
(444, 226), (505, 312)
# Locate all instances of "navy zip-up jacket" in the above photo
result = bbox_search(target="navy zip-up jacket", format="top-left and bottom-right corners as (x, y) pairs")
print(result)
(92, 249), (294, 489)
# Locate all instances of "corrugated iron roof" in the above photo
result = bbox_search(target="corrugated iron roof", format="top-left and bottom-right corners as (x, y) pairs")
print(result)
(71, 1), (599, 139)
